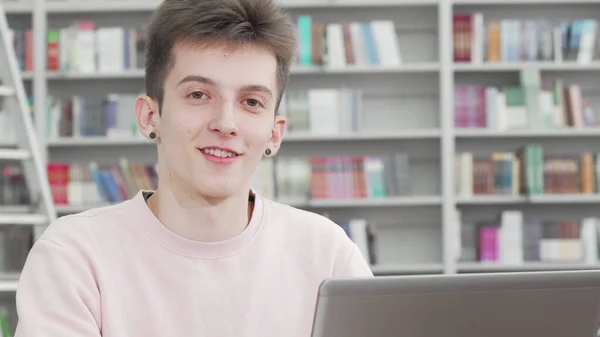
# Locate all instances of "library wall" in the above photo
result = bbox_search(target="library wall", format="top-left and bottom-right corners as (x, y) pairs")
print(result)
(1, 0), (600, 332)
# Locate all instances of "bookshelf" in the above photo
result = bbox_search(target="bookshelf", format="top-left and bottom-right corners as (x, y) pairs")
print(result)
(0, 0), (599, 287)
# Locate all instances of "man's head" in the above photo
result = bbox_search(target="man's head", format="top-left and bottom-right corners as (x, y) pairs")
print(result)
(135, 0), (297, 200)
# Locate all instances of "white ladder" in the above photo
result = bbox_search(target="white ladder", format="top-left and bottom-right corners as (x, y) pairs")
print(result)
(0, 1), (57, 241)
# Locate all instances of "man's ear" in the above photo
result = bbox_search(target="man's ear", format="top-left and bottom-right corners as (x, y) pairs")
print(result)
(267, 115), (287, 156)
(135, 95), (160, 140)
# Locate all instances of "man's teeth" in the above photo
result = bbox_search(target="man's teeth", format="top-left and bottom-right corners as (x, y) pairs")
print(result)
(203, 148), (237, 157)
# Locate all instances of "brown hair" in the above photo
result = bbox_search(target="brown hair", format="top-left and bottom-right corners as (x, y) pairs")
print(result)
(145, 0), (298, 114)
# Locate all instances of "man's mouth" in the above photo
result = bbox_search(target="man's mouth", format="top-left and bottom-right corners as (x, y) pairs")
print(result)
(200, 147), (241, 158)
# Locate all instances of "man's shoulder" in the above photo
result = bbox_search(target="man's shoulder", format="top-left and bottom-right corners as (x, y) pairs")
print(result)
(260, 197), (349, 240)
(40, 200), (136, 248)
(259, 197), (372, 277)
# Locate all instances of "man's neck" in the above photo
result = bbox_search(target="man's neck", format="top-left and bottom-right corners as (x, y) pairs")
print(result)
(146, 183), (253, 243)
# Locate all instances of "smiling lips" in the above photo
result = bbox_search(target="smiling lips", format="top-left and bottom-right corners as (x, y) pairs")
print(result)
(199, 147), (241, 164)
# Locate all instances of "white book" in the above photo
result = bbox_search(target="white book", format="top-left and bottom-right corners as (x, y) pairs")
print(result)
(67, 164), (84, 205)
(308, 89), (339, 135)
(553, 26), (563, 63)
(581, 217), (598, 264)
(499, 211), (523, 265)
(495, 92), (507, 131)
(471, 13), (484, 64)
(113, 94), (137, 138)
(325, 23), (346, 68)
(485, 87), (498, 130)
(578, 20), (598, 64)
(349, 219), (370, 264)
(538, 91), (554, 128)
(75, 22), (97, 73)
(370, 20), (401, 66)
(59, 27), (75, 72)
(128, 29), (138, 69)
(96, 27), (124, 73)
(459, 152), (473, 196)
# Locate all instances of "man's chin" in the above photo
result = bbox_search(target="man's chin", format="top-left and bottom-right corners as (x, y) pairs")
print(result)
(193, 183), (241, 201)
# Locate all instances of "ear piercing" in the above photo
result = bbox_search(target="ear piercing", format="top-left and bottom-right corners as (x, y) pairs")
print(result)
(149, 131), (156, 140)
(265, 148), (272, 156)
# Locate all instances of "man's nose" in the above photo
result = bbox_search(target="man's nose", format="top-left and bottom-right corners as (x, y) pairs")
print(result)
(209, 101), (238, 136)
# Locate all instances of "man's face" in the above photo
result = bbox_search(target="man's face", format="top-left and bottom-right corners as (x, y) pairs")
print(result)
(156, 41), (285, 200)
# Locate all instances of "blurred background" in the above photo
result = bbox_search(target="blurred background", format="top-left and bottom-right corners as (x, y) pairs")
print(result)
(0, 0), (600, 334)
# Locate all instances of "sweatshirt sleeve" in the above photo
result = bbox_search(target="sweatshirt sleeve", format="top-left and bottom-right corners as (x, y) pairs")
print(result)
(339, 244), (374, 278)
(14, 239), (102, 336)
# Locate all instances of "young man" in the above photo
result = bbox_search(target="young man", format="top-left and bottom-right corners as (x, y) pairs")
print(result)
(14, 0), (372, 336)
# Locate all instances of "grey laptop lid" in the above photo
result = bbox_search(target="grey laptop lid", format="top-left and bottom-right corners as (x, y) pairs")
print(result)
(311, 270), (600, 337)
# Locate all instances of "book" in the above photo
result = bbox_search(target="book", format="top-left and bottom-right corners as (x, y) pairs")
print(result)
(453, 14), (599, 64)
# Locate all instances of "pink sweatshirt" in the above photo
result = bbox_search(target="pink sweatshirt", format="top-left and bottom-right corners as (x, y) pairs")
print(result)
(14, 190), (372, 336)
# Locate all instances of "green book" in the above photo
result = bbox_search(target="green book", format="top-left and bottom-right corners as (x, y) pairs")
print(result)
(0, 314), (12, 337)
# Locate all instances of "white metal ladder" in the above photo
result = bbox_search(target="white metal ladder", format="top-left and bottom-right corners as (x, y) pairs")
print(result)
(0, 1), (57, 240)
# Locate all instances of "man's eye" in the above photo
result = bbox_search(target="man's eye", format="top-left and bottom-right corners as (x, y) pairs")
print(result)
(190, 92), (205, 99)
(246, 99), (261, 107)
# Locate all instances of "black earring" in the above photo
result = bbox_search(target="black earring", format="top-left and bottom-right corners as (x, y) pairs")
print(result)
(265, 148), (272, 156)
(149, 131), (156, 139)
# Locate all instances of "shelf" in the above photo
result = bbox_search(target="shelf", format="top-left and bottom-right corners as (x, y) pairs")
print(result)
(458, 262), (600, 273)
(0, 149), (30, 161)
(304, 196), (442, 208)
(0, 86), (14, 96)
(456, 194), (600, 205)
(0, 280), (18, 292)
(0, 140), (16, 147)
(43, 64), (439, 80)
(0, 273), (20, 292)
(56, 204), (108, 214)
(371, 263), (444, 275)
(47, 137), (149, 147)
(453, 0), (600, 4)
(292, 63), (440, 74)
(456, 195), (527, 205)
(57, 196), (442, 213)
(529, 194), (600, 204)
(58, 195), (600, 213)
(283, 0), (440, 8)
(0, 213), (48, 225)
(285, 129), (441, 141)
(0, 205), (33, 213)
(3, 1), (32, 14)
(455, 128), (600, 138)
(44, 0), (439, 13)
(453, 62), (600, 72)
(46, 69), (145, 80)
(46, 131), (440, 148)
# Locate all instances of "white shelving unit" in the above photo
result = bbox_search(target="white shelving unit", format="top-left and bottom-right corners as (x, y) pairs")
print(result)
(1, 0), (600, 282)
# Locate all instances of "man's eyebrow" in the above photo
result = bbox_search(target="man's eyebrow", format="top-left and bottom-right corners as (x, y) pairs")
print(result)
(177, 75), (273, 98)
(177, 75), (218, 87)
(241, 84), (273, 98)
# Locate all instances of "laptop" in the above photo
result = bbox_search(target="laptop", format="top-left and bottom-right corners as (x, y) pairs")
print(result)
(311, 270), (600, 337)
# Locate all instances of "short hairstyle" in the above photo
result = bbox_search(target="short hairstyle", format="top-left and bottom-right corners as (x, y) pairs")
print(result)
(145, 0), (298, 114)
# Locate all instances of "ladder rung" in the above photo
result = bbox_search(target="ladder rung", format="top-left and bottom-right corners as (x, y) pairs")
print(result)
(0, 149), (31, 160)
(0, 280), (18, 292)
(0, 86), (14, 96)
(0, 214), (48, 225)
